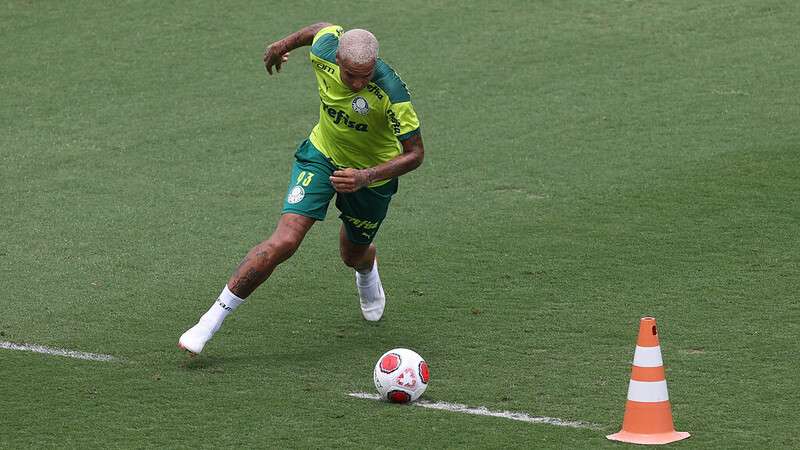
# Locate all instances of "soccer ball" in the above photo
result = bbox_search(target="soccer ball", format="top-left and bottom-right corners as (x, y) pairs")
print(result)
(373, 348), (430, 403)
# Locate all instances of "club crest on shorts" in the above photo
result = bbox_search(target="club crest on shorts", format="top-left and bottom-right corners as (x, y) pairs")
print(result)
(351, 96), (369, 116)
(287, 185), (305, 204)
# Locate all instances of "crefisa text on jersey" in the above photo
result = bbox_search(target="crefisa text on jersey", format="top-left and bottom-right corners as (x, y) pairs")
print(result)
(321, 99), (369, 132)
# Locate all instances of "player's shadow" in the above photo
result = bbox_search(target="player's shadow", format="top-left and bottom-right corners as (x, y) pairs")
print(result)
(176, 319), (398, 371)
(177, 348), (341, 371)
(178, 353), (226, 371)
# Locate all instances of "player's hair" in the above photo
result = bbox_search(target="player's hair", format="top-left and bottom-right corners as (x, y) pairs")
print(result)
(338, 29), (379, 65)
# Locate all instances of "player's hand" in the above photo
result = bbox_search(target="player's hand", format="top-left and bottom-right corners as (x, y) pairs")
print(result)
(330, 168), (371, 193)
(263, 41), (290, 75)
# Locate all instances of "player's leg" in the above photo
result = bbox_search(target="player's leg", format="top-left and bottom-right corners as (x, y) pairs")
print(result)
(335, 178), (397, 321)
(339, 228), (376, 272)
(179, 139), (336, 354)
(339, 226), (385, 321)
(228, 213), (316, 297)
(179, 213), (315, 354)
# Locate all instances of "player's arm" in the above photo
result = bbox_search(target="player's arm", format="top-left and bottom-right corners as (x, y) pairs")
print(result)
(263, 22), (332, 75)
(330, 133), (425, 193)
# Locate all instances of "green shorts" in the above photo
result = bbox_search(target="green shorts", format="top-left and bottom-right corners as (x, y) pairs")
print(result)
(282, 139), (398, 245)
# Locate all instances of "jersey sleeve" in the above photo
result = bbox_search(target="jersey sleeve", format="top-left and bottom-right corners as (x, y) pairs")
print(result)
(387, 101), (420, 141)
(372, 59), (420, 141)
(310, 25), (342, 62)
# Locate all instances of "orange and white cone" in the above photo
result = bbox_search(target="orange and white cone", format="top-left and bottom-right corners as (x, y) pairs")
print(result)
(607, 317), (690, 445)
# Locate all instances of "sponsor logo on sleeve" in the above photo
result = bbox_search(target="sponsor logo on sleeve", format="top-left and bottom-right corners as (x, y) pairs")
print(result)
(387, 109), (401, 134)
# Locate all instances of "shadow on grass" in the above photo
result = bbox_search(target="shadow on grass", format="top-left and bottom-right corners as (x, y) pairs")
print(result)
(176, 347), (346, 371)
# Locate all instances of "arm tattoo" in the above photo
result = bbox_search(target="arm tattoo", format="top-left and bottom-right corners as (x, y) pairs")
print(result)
(282, 23), (330, 52)
(404, 133), (423, 148)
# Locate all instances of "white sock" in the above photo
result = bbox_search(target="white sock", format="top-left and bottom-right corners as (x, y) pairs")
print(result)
(356, 258), (379, 286)
(197, 285), (245, 333)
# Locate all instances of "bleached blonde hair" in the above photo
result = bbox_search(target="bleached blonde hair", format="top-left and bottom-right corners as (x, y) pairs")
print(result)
(338, 29), (379, 65)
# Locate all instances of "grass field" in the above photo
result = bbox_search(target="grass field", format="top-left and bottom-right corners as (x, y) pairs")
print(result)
(2, 0), (799, 448)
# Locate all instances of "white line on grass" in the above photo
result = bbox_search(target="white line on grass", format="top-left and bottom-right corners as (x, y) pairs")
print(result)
(0, 341), (120, 362)
(348, 392), (601, 430)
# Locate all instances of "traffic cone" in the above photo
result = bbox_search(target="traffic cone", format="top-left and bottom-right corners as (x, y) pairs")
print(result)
(607, 317), (690, 445)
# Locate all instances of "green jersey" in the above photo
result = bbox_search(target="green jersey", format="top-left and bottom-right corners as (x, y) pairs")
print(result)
(308, 25), (420, 182)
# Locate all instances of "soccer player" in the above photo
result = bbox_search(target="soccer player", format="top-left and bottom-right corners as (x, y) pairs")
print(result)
(178, 23), (425, 354)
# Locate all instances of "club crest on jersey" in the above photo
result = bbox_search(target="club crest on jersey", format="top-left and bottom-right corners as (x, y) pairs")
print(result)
(351, 96), (370, 116)
(287, 186), (305, 204)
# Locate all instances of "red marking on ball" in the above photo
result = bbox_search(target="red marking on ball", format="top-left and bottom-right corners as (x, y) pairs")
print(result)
(419, 361), (430, 384)
(380, 353), (401, 374)
(395, 367), (417, 388)
(388, 390), (411, 403)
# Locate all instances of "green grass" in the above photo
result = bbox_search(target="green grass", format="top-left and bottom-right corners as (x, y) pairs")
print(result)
(2, 0), (799, 448)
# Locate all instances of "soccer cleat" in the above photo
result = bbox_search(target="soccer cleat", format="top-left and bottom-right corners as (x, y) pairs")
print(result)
(178, 323), (214, 355)
(358, 280), (386, 321)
